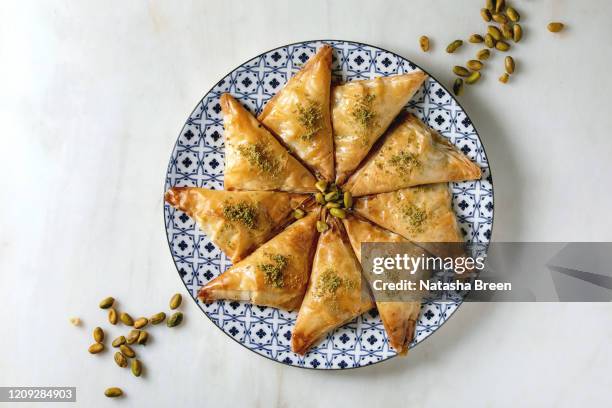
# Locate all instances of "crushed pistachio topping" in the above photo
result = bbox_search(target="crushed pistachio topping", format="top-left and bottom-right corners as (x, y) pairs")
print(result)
(402, 204), (428, 233)
(389, 151), (421, 174)
(260, 254), (289, 288)
(316, 268), (343, 297)
(237, 143), (281, 175)
(296, 100), (323, 141)
(351, 94), (377, 131)
(222, 201), (258, 229)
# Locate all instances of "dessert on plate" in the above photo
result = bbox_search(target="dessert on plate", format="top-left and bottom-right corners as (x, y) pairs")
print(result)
(165, 44), (481, 356)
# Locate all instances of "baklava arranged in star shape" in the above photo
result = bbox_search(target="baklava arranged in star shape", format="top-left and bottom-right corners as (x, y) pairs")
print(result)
(165, 44), (482, 356)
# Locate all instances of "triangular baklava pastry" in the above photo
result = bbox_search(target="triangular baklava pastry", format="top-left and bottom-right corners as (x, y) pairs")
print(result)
(332, 71), (428, 184)
(292, 218), (374, 355)
(258, 45), (334, 181)
(198, 211), (319, 310)
(354, 183), (465, 257)
(345, 113), (481, 196)
(165, 187), (307, 262)
(221, 94), (317, 192)
(342, 215), (423, 355)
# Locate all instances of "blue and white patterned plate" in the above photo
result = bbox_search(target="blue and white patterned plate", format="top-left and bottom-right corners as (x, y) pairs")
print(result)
(164, 40), (494, 369)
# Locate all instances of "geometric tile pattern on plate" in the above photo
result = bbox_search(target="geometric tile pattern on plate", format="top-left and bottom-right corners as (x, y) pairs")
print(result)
(164, 40), (494, 369)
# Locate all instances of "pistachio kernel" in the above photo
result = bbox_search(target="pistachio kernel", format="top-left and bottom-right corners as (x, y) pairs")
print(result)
(169, 293), (182, 310)
(99, 297), (114, 309)
(453, 78), (464, 96)
(150, 312), (166, 325)
(167, 312), (184, 328)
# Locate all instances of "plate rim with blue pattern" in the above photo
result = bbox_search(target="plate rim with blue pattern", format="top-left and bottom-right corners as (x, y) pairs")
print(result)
(163, 39), (495, 370)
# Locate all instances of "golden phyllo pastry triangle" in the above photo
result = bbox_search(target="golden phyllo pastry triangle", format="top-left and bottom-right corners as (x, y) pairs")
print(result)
(332, 71), (428, 184)
(165, 187), (307, 263)
(342, 215), (423, 355)
(291, 219), (374, 355)
(198, 210), (320, 310)
(345, 113), (481, 196)
(258, 45), (334, 181)
(354, 183), (465, 258)
(220, 94), (317, 192)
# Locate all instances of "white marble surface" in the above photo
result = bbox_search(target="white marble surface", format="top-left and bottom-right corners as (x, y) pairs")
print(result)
(1, 0), (611, 406)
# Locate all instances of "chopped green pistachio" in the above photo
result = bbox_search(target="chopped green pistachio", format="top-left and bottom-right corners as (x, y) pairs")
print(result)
(351, 94), (377, 131)
(259, 254), (289, 288)
(389, 151), (421, 174)
(296, 100), (323, 140)
(237, 143), (280, 175)
(222, 202), (258, 229)
(402, 205), (427, 232)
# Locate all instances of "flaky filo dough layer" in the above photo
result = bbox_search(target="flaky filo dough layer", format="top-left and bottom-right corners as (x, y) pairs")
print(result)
(221, 94), (317, 192)
(332, 71), (427, 184)
(291, 219), (374, 355)
(199, 211), (320, 310)
(344, 113), (481, 197)
(165, 187), (307, 262)
(259, 45), (335, 181)
(342, 215), (424, 355)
